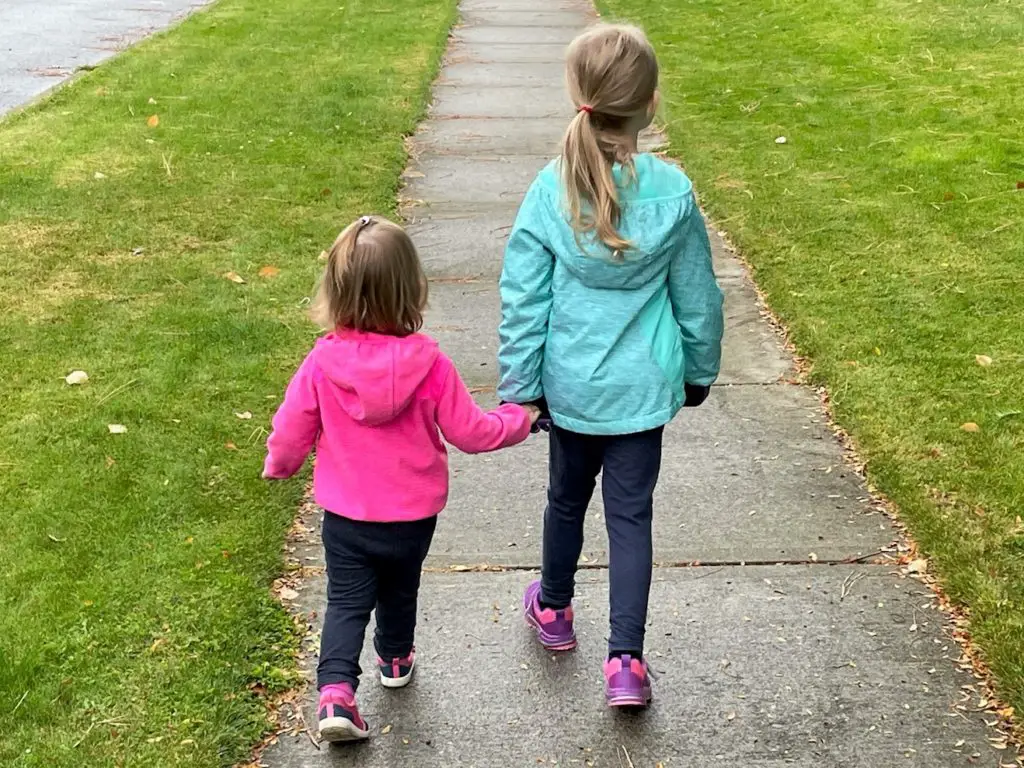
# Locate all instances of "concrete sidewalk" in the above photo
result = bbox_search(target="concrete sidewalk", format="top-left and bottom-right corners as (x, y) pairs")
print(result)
(0, 0), (207, 117)
(261, 0), (1007, 765)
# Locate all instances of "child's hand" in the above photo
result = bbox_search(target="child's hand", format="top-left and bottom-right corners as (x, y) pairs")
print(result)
(523, 404), (542, 425)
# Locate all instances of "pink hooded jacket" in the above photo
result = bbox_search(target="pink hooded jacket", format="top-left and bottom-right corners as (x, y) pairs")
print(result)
(263, 329), (533, 523)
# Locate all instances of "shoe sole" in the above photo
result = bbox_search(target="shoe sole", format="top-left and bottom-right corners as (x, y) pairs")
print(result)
(524, 612), (578, 651)
(319, 717), (370, 742)
(380, 657), (415, 689)
(607, 693), (653, 708)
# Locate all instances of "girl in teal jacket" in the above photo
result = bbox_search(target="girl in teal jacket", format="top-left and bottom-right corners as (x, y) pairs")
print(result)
(498, 23), (725, 708)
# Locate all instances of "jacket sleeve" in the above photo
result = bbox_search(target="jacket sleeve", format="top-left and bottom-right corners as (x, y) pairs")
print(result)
(263, 351), (321, 478)
(668, 196), (725, 387)
(497, 180), (555, 405)
(435, 356), (533, 454)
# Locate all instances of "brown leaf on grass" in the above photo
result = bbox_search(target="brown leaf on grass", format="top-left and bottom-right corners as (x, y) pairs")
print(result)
(943, 191), (955, 201)
(907, 558), (929, 574)
(960, 422), (980, 433)
(223, 271), (246, 284)
(105, 456), (116, 469)
(225, 441), (238, 451)
(975, 354), (993, 367)
(279, 586), (299, 601)
(1017, 181), (1024, 190)
(258, 265), (280, 278)
(318, 250), (328, 261)
(147, 114), (160, 128)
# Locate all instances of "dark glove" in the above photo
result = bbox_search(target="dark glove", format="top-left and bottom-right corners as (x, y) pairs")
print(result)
(503, 397), (552, 433)
(683, 383), (711, 408)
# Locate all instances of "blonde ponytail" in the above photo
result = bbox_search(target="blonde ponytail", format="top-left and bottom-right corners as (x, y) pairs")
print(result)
(560, 24), (659, 254)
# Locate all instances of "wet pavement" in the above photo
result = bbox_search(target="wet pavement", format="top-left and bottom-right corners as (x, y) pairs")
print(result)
(0, 0), (207, 116)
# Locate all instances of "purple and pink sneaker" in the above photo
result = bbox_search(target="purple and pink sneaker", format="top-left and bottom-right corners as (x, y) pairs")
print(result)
(523, 580), (577, 651)
(377, 649), (416, 688)
(603, 654), (653, 708)
(317, 683), (369, 742)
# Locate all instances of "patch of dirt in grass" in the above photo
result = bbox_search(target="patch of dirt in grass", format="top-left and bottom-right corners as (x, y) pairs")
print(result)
(53, 149), (138, 187)
(0, 221), (67, 250)
(2, 269), (120, 320)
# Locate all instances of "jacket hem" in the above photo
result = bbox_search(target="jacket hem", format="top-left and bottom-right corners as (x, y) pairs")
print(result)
(550, 405), (681, 436)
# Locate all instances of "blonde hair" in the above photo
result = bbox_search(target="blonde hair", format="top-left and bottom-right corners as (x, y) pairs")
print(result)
(561, 24), (659, 253)
(311, 216), (427, 336)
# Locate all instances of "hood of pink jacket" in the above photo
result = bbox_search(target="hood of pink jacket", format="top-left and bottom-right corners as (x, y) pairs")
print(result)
(312, 331), (440, 426)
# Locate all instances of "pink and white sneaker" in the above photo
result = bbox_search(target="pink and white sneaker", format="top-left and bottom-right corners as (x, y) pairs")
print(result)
(317, 683), (370, 742)
(377, 649), (416, 689)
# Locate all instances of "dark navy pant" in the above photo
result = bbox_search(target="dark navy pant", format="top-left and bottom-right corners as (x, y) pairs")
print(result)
(540, 426), (664, 656)
(318, 511), (436, 690)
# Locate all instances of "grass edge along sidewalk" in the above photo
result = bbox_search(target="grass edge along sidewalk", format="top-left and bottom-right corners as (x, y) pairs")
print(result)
(0, 0), (456, 764)
(598, 0), (1024, 732)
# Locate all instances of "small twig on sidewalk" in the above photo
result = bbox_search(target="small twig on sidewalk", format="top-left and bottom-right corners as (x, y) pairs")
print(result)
(841, 549), (886, 564)
(292, 699), (321, 750)
(841, 571), (866, 600)
(619, 745), (636, 768)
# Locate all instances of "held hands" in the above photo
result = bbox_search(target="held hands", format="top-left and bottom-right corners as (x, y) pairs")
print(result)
(523, 404), (542, 425)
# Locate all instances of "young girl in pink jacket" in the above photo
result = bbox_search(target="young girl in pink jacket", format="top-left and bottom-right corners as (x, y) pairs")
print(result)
(263, 215), (538, 742)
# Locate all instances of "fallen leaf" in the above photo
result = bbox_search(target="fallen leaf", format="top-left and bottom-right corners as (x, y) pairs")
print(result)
(1017, 181), (1024, 190)
(108, 424), (128, 435)
(279, 587), (299, 601)
(960, 422), (980, 433)
(320, 187), (332, 197)
(318, 250), (329, 261)
(149, 637), (167, 653)
(224, 441), (238, 450)
(943, 191), (955, 202)
(65, 370), (89, 386)
(234, 411), (253, 420)
(873, 347), (882, 356)
(147, 114), (160, 128)
(223, 271), (246, 284)
(105, 456), (116, 469)
(185, 536), (194, 545)
(907, 558), (929, 574)
(83, 600), (94, 607)
(975, 354), (993, 367)
(380, 724), (393, 735)
(258, 265), (280, 278)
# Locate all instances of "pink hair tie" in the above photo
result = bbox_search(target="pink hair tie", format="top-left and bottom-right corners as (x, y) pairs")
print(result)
(577, 104), (593, 114)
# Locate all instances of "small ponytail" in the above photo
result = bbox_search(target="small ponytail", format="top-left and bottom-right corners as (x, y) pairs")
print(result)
(560, 24), (659, 255)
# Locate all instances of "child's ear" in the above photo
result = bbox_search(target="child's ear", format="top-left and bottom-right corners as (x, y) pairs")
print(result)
(648, 90), (661, 119)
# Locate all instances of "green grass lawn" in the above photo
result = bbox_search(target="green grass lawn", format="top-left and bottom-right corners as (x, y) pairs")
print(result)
(600, 0), (1024, 715)
(0, 0), (454, 764)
